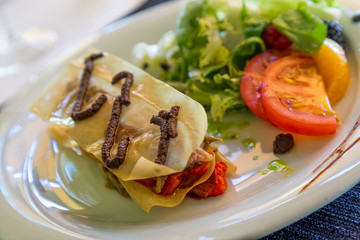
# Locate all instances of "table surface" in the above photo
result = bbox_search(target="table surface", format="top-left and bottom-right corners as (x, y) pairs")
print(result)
(134, 1), (360, 239)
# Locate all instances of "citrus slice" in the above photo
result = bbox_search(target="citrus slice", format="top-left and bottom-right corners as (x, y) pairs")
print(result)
(314, 38), (350, 105)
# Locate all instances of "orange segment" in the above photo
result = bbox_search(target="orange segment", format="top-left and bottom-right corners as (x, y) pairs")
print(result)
(314, 38), (350, 105)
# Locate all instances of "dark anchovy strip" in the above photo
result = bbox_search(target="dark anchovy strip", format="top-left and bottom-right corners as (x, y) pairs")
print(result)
(71, 53), (107, 121)
(101, 71), (134, 169)
(150, 105), (180, 165)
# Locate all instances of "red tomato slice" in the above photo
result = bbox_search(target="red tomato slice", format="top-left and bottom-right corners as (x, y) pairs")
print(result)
(241, 50), (290, 121)
(261, 55), (337, 136)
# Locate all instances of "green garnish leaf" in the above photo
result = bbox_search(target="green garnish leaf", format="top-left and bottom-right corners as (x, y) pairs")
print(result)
(228, 37), (266, 77)
(272, 8), (327, 55)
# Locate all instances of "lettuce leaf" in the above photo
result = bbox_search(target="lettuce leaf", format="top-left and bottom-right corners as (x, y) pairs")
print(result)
(210, 91), (244, 121)
(176, 0), (207, 70)
(272, 8), (327, 55)
(244, 0), (341, 21)
(228, 37), (266, 77)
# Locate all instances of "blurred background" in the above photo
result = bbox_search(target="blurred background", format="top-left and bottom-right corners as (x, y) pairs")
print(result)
(0, 0), (147, 104)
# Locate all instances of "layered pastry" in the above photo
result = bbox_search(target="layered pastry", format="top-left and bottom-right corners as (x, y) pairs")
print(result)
(31, 50), (236, 212)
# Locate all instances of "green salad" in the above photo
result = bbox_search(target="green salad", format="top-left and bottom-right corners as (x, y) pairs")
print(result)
(132, 0), (342, 124)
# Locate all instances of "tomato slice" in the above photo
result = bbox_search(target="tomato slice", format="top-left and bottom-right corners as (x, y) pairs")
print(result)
(261, 55), (337, 136)
(241, 50), (290, 121)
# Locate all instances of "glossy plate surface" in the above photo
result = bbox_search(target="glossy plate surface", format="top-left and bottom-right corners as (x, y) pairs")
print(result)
(0, 1), (360, 239)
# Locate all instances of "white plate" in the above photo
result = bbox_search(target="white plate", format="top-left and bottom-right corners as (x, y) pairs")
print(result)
(1, 1), (360, 239)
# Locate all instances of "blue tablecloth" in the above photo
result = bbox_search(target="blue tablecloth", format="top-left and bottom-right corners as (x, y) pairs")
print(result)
(262, 183), (360, 239)
(130, 1), (360, 238)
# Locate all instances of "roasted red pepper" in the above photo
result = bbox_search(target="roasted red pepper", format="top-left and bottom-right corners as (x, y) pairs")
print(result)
(160, 173), (183, 195)
(190, 161), (228, 198)
(135, 152), (228, 198)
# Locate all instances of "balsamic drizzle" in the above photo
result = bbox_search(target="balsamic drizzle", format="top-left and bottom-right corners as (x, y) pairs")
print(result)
(299, 119), (360, 194)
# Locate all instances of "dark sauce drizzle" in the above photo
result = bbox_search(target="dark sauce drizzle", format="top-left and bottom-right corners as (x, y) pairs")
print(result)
(150, 105), (180, 165)
(101, 71), (134, 169)
(70, 54), (181, 168)
(299, 119), (360, 194)
(71, 53), (107, 121)
(112, 71), (133, 106)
